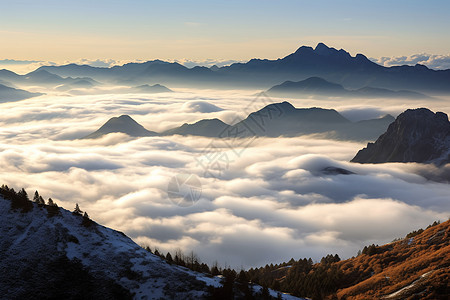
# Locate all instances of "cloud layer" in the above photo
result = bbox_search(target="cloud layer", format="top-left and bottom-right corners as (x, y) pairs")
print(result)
(0, 91), (449, 268)
(372, 53), (450, 70)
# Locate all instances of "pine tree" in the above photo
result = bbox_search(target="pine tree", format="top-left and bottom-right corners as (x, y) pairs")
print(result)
(166, 252), (173, 263)
(33, 190), (40, 203)
(81, 211), (93, 227)
(18, 188), (29, 201)
(73, 203), (83, 215)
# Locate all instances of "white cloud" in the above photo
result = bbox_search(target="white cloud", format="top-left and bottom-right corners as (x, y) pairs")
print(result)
(371, 53), (450, 70)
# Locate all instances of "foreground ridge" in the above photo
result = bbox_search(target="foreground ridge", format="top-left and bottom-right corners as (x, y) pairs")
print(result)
(0, 186), (301, 300)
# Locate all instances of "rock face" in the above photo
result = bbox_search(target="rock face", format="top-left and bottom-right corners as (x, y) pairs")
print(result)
(351, 108), (450, 165)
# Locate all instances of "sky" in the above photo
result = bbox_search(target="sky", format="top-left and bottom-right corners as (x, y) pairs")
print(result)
(1, 0), (450, 64)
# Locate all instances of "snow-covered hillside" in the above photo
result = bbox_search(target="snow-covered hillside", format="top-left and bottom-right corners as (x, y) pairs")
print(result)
(0, 194), (303, 300)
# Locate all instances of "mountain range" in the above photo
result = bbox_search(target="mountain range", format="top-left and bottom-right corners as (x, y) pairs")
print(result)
(352, 108), (450, 165)
(267, 77), (429, 99)
(26, 43), (450, 92)
(83, 101), (395, 141)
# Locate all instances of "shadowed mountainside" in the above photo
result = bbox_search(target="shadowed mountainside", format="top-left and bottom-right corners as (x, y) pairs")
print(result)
(352, 108), (450, 165)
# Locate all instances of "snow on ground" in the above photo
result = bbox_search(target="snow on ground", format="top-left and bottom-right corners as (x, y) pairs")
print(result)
(383, 270), (434, 299)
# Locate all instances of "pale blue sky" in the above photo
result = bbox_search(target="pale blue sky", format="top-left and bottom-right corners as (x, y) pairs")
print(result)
(1, 0), (449, 61)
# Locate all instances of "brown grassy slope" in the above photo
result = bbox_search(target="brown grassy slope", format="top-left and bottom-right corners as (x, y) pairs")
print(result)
(333, 220), (449, 299)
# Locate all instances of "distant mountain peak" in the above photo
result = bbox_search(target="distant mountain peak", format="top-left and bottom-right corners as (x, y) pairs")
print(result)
(314, 42), (336, 55)
(311, 42), (351, 58)
(293, 45), (314, 55)
(315, 42), (329, 49)
(83, 115), (157, 139)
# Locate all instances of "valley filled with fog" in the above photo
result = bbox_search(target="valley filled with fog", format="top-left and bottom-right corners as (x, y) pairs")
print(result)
(1, 89), (449, 268)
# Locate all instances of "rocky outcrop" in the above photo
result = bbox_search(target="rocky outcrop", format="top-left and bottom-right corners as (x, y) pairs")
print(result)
(351, 108), (450, 165)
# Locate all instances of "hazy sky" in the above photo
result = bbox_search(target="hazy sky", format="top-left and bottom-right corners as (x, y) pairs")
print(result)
(1, 0), (449, 62)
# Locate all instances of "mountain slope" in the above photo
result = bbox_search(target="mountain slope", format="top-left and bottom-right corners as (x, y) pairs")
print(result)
(0, 187), (303, 300)
(267, 77), (429, 99)
(0, 69), (99, 89)
(83, 115), (157, 139)
(241, 220), (449, 299)
(0, 83), (43, 102)
(162, 118), (229, 137)
(267, 77), (348, 97)
(351, 108), (450, 165)
(0, 192), (218, 299)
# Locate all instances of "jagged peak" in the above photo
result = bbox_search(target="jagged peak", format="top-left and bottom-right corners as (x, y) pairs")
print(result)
(293, 45), (314, 55)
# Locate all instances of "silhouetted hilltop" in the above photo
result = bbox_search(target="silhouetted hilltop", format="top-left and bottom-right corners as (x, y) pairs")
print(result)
(162, 118), (229, 137)
(83, 115), (157, 139)
(240, 220), (449, 299)
(267, 77), (429, 99)
(352, 108), (450, 165)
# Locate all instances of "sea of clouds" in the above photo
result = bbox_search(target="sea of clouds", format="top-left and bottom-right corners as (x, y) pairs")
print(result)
(0, 90), (449, 268)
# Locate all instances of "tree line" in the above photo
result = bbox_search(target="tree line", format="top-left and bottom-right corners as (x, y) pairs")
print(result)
(0, 185), (91, 225)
